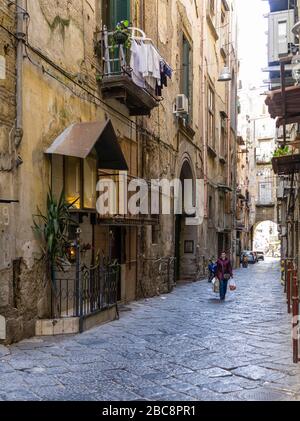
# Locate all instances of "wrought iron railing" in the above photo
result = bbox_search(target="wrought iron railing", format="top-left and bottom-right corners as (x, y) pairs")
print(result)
(51, 261), (119, 322)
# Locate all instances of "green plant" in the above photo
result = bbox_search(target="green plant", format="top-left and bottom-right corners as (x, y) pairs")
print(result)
(273, 145), (290, 158)
(111, 20), (131, 50)
(32, 189), (78, 286)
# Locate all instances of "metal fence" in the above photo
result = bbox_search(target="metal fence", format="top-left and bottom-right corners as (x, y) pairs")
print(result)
(51, 262), (119, 322)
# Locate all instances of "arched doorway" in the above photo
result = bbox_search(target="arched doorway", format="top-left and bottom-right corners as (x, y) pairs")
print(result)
(175, 160), (198, 281)
(253, 221), (280, 257)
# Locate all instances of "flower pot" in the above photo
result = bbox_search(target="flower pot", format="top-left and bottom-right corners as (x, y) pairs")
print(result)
(113, 31), (128, 45)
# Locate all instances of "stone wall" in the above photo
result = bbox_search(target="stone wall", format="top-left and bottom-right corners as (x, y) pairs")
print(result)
(0, 0), (237, 343)
(0, 1), (17, 343)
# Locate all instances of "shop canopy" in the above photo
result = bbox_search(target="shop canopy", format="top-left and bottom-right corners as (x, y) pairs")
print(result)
(45, 119), (128, 171)
(265, 85), (300, 128)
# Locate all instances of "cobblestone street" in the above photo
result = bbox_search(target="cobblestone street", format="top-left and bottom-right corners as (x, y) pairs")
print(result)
(0, 259), (299, 401)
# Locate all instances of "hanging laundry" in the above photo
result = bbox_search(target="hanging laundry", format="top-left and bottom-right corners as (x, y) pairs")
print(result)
(130, 40), (146, 88)
(129, 37), (172, 95)
(163, 62), (173, 79)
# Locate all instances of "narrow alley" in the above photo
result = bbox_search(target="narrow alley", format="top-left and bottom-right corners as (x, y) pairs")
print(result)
(0, 259), (299, 401)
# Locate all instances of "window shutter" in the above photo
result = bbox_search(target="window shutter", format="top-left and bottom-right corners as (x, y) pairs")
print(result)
(110, 0), (130, 28)
(183, 37), (190, 99)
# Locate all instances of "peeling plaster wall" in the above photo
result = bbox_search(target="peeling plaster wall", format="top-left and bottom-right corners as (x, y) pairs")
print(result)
(0, 0), (139, 343)
(0, 0), (238, 342)
(0, 1), (17, 343)
(139, 0), (205, 287)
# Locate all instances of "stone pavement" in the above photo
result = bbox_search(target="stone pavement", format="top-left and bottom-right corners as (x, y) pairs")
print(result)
(1, 258), (300, 401)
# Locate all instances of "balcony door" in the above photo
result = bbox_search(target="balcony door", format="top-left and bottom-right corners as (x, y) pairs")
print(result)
(103, 0), (130, 29)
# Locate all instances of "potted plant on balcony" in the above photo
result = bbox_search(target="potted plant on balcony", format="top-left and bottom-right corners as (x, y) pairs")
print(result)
(273, 145), (290, 158)
(112, 20), (131, 47)
(272, 145), (300, 175)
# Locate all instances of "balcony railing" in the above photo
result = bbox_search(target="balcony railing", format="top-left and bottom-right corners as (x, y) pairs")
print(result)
(52, 261), (119, 322)
(98, 26), (170, 116)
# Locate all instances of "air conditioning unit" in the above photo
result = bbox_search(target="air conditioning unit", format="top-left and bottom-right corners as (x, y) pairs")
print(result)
(173, 94), (189, 115)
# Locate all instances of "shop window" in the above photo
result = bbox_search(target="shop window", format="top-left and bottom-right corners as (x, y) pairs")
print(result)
(65, 157), (81, 209)
(83, 155), (97, 209)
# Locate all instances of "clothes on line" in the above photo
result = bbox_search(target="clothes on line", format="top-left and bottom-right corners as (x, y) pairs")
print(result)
(130, 39), (172, 94)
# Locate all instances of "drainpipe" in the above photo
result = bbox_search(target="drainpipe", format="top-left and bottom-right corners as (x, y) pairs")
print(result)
(15, 0), (25, 148)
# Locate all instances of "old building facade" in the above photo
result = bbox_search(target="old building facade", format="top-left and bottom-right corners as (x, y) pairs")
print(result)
(264, 0), (300, 362)
(0, 0), (238, 344)
(238, 85), (277, 252)
(204, 0), (239, 266)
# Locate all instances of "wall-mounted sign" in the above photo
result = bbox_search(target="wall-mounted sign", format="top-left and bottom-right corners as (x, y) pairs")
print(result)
(0, 55), (6, 80)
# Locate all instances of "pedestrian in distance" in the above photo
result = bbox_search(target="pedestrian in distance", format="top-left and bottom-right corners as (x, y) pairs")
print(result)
(242, 253), (248, 268)
(216, 251), (233, 301)
(208, 257), (217, 283)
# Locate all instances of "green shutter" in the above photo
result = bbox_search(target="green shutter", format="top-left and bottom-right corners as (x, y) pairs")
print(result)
(183, 37), (190, 99)
(109, 0), (130, 28)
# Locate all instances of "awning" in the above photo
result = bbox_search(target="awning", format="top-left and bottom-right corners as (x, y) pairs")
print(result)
(45, 119), (128, 171)
(265, 85), (300, 127)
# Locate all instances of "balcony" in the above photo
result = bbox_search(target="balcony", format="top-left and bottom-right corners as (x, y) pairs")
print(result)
(98, 27), (171, 116)
(272, 154), (300, 175)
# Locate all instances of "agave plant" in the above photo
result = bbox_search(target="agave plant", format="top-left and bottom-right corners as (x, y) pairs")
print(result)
(32, 189), (78, 287)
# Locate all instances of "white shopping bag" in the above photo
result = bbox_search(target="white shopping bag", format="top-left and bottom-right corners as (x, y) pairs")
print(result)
(229, 279), (237, 291)
(212, 277), (220, 293)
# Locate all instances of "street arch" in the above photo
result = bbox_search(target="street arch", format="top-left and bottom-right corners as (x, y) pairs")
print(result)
(174, 158), (198, 281)
(252, 220), (280, 257)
